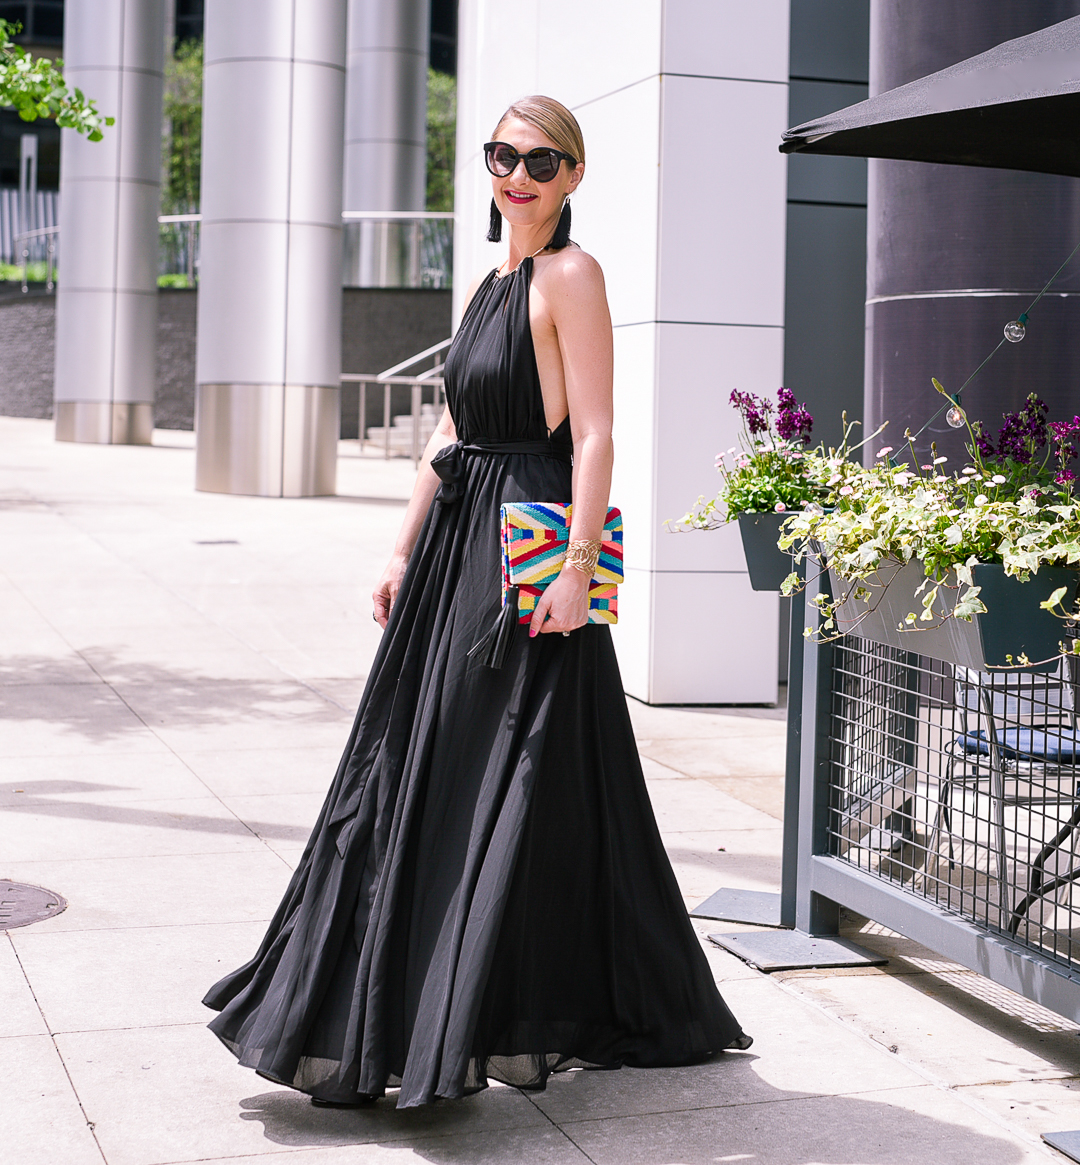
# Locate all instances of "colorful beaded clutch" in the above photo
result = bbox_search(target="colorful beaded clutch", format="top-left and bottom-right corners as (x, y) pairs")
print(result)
(468, 502), (624, 669)
(500, 502), (623, 624)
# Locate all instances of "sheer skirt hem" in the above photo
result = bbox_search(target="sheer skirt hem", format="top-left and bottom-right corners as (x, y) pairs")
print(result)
(208, 1017), (752, 1108)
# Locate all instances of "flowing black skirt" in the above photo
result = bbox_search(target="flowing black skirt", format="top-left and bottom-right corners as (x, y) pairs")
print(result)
(203, 449), (748, 1107)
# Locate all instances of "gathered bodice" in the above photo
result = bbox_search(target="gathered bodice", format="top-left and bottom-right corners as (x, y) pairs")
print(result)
(443, 257), (569, 447)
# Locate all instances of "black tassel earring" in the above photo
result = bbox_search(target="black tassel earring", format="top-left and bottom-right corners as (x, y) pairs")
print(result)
(550, 198), (571, 249)
(486, 197), (502, 243)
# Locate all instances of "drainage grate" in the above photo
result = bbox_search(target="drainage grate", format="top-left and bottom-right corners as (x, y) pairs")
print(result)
(0, 881), (66, 929)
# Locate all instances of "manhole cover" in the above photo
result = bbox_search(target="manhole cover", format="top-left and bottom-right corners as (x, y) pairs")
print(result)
(0, 881), (66, 929)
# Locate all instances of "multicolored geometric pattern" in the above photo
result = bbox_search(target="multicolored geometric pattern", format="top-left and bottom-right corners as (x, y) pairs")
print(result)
(500, 503), (623, 624)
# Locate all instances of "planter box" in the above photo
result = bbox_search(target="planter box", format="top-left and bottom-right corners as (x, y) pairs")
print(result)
(738, 512), (793, 591)
(828, 559), (1077, 672)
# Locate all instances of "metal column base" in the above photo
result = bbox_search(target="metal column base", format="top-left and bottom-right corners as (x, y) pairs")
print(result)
(691, 888), (784, 927)
(55, 401), (153, 445)
(1044, 1131), (1080, 1162)
(708, 930), (887, 972)
(195, 383), (339, 497)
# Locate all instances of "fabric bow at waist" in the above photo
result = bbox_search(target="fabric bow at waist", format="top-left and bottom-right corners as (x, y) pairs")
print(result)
(431, 438), (572, 504)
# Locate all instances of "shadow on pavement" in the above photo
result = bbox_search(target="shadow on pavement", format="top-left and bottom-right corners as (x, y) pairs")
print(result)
(0, 780), (314, 842)
(235, 1060), (1034, 1163)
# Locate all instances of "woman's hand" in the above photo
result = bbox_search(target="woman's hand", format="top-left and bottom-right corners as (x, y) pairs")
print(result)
(529, 567), (590, 637)
(373, 552), (409, 629)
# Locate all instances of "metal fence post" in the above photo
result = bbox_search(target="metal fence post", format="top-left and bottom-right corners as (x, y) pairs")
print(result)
(796, 614), (841, 936)
(779, 579), (805, 928)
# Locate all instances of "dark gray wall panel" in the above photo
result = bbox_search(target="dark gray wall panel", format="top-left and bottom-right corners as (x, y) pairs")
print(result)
(784, 202), (867, 448)
(0, 286), (452, 436)
(0, 292), (55, 419)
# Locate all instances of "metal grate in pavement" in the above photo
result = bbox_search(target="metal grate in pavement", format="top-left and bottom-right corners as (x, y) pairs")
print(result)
(0, 881), (66, 929)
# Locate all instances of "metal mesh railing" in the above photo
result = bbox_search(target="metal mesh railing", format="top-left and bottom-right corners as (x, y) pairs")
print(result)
(827, 636), (1080, 973)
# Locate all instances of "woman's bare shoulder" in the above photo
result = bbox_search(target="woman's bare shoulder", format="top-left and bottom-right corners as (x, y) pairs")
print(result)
(535, 246), (606, 298)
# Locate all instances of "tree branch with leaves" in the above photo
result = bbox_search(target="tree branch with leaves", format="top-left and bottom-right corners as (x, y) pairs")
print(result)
(0, 19), (114, 139)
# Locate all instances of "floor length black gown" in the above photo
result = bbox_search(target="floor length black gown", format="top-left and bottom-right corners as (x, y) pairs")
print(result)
(203, 256), (750, 1108)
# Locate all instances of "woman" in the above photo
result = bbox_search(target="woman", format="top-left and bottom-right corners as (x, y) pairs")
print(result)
(204, 95), (750, 1109)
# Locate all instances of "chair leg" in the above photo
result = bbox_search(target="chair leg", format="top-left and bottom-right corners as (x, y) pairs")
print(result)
(1008, 802), (1080, 936)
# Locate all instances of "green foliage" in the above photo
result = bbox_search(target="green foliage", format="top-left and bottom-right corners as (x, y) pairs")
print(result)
(0, 260), (51, 281)
(162, 38), (202, 215)
(157, 272), (193, 288)
(780, 419), (1080, 644)
(426, 68), (455, 212)
(670, 388), (832, 531)
(0, 20), (114, 139)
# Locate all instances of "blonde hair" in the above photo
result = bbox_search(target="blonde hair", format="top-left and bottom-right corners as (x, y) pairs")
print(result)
(492, 95), (585, 165)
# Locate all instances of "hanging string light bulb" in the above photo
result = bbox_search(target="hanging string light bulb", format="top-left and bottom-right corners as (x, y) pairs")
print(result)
(946, 404), (967, 428)
(1004, 312), (1029, 343)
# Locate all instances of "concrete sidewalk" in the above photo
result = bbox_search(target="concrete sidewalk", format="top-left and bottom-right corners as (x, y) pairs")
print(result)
(1, 415), (1078, 1165)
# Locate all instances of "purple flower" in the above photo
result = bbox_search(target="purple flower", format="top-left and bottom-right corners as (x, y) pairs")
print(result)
(730, 389), (770, 435)
(994, 394), (1048, 464)
(971, 421), (996, 459)
(775, 386), (814, 444)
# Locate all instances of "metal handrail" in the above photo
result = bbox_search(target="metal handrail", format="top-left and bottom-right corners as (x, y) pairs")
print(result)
(373, 337), (452, 379)
(15, 224), (59, 293)
(341, 373), (446, 466)
(342, 210), (454, 221)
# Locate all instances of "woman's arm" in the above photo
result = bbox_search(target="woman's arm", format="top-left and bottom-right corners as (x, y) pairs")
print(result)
(528, 253), (615, 637)
(373, 273), (486, 628)
(372, 407), (457, 628)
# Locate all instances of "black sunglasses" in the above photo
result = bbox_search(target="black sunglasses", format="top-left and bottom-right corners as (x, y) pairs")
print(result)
(483, 141), (577, 183)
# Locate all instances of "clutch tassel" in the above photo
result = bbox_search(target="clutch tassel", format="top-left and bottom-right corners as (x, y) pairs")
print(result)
(467, 587), (520, 669)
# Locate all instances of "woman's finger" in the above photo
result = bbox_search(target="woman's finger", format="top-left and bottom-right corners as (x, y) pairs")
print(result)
(373, 587), (390, 628)
(529, 594), (553, 637)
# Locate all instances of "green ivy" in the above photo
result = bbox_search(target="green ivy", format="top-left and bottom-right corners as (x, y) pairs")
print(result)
(0, 20), (114, 139)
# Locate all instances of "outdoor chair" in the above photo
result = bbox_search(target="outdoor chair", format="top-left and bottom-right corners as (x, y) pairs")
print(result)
(935, 662), (1080, 937)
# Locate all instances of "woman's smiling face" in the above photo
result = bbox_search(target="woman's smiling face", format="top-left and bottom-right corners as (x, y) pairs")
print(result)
(490, 116), (583, 234)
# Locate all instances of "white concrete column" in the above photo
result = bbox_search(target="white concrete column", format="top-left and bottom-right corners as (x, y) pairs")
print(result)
(342, 0), (430, 287)
(194, 0), (347, 497)
(455, 0), (790, 704)
(54, 0), (166, 445)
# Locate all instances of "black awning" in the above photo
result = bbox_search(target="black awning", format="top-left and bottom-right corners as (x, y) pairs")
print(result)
(781, 15), (1080, 177)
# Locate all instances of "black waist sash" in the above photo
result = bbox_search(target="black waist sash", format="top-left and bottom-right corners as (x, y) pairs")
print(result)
(431, 438), (572, 504)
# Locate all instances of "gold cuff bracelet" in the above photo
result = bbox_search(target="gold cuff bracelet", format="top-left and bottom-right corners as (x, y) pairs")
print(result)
(564, 538), (602, 577)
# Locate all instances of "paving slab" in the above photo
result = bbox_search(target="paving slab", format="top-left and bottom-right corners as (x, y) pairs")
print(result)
(0, 749), (211, 805)
(12, 920), (272, 1032)
(180, 744), (346, 798)
(963, 1078), (1080, 1143)
(780, 970), (1080, 1087)
(640, 732), (789, 780)
(0, 849), (292, 932)
(0, 1033), (102, 1165)
(529, 977), (925, 1127)
(0, 680), (170, 757)
(0, 793), (269, 862)
(113, 677), (349, 753)
(0, 935), (48, 1036)
(57, 1023), (559, 1165)
(662, 827), (785, 904)
(177, 1127), (592, 1165)
(562, 1084), (1046, 1165)
(218, 791), (329, 845)
(79, 642), (291, 684)
(644, 774), (779, 833)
